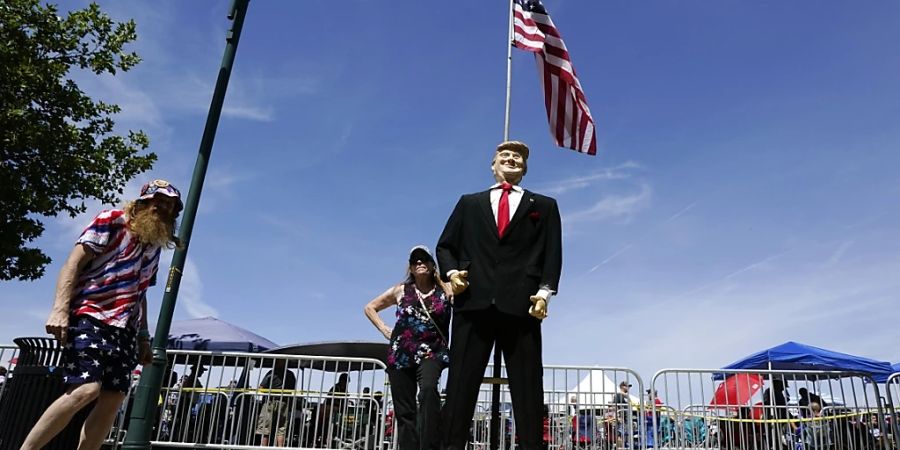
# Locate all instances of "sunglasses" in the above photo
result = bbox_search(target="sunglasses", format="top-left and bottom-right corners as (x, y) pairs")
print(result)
(409, 258), (433, 265)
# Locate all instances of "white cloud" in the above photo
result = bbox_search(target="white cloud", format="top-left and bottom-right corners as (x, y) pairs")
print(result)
(90, 3), (292, 125)
(538, 162), (641, 196)
(664, 201), (698, 224)
(588, 244), (633, 273)
(155, 71), (319, 123)
(175, 258), (219, 318)
(824, 240), (854, 267)
(222, 104), (275, 121)
(660, 249), (791, 306)
(260, 215), (302, 238)
(195, 166), (254, 213)
(206, 170), (245, 190)
(722, 249), (791, 281)
(566, 182), (652, 223)
(151, 73), (278, 122)
(540, 162), (652, 229)
(81, 74), (165, 130)
(64, 23), (308, 129)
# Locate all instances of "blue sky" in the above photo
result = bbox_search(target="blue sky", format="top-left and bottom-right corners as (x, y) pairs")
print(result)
(3, 0), (900, 382)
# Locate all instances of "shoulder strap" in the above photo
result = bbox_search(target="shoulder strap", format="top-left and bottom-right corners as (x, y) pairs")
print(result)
(417, 294), (448, 344)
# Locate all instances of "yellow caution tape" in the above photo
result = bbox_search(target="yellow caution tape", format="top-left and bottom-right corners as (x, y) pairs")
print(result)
(165, 387), (372, 397)
(678, 410), (874, 424)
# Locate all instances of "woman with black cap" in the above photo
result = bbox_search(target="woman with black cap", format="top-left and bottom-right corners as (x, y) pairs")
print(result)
(364, 245), (452, 450)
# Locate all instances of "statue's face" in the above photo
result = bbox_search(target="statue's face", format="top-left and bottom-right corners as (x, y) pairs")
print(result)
(492, 149), (526, 184)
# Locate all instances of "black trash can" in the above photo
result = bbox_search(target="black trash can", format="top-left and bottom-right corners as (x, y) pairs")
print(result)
(0, 337), (93, 450)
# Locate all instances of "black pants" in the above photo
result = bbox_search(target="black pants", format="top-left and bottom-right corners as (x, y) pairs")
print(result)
(442, 307), (543, 450)
(388, 358), (444, 450)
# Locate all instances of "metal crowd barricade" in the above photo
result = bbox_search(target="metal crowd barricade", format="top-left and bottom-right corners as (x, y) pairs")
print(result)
(542, 366), (646, 450)
(100, 372), (143, 450)
(0, 344), (18, 404)
(99, 381), (130, 449)
(650, 368), (888, 450)
(149, 349), (389, 449)
(678, 404), (815, 450)
(469, 385), (511, 450)
(819, 405), (891, 450)
(471, 364), (644, 450)
(885, 373), (900, 450)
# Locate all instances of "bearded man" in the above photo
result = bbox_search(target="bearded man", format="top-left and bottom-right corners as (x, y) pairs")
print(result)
(437, 141), (562, 450)
(20, 179), (182, 450)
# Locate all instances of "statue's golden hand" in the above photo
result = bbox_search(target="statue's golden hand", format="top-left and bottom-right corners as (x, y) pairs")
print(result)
(529, 295), (548, 320)
(449, 270), (469, 295)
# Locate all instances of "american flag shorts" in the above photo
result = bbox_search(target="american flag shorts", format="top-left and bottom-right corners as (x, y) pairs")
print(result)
(60, 315), (138, 393)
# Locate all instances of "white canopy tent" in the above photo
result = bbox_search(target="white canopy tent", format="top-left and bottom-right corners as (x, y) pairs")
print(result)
(568, 369), (640, 408)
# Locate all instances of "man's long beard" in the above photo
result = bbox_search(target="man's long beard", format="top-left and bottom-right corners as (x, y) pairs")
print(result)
(129, 208), (175, 247)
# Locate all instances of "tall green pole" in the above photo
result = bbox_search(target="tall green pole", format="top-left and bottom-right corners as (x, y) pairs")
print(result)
(122, 1), (249, 448)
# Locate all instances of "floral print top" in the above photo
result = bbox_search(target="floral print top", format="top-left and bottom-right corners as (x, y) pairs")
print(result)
(387, 282), (451, 370)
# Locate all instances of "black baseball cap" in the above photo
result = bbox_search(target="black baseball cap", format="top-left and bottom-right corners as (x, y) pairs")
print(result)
(409, 245), (435, 264)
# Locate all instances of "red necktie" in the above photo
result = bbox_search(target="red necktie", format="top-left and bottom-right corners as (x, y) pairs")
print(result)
(497, 182), (513, 238)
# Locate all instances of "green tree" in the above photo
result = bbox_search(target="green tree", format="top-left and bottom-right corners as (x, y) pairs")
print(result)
(1, 0), (156, 281)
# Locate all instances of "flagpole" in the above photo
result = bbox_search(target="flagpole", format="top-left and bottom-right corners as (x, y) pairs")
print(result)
(495, 6), (516, 450)
(121, 1), (250, 448)
(503, 0), (515, 140)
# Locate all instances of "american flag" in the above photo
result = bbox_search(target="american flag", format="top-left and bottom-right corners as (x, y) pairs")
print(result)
(513, 0), (596, 155)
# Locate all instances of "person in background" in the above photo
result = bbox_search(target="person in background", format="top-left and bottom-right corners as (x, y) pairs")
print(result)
(646, 389), (663, 406)
(181, 363), (207, 389)
(373, 391), (384, 407)
(310, 372), (351, 445)
(328, 372), (350, 410)
(170, 363), (208, 439)
(256, 359), (297, 447)
(20, 179), (182, 450)
(762, 378), (795, 449)
(645, 388), (663, 442)
(801, 402), (832, 450)
(798, 387), (826, 417)
(611, 381), (632, 405)
(364, 246), (452, 450)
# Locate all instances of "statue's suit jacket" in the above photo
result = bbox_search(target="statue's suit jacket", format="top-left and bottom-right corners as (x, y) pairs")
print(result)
(436, 188), (562, 315)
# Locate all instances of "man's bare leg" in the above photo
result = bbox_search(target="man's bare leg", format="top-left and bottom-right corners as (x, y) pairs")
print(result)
(77, 390), (127, 450)
(20, 382), (101, 450)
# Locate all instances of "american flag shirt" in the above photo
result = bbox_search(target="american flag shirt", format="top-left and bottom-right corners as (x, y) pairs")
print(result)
(71, 209), (161, 329)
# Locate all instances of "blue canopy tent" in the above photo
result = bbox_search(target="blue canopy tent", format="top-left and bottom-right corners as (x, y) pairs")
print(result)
(873, 363), (900, 383)
(720, 341), (894, 381)
(167, 317), (277, 352)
